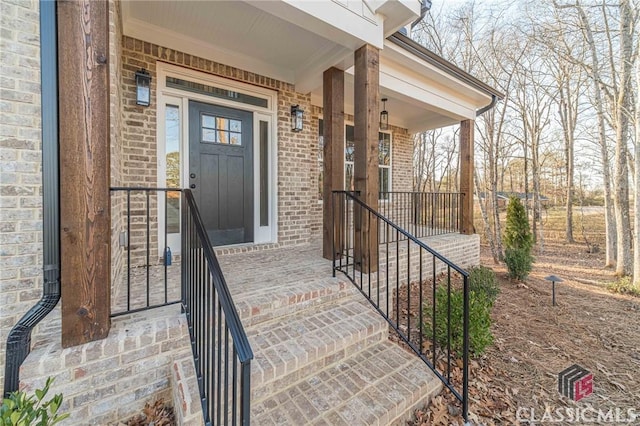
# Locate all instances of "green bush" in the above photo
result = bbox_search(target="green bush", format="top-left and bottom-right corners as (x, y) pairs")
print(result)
(606, 276), (640, 297)
(504, 248), (534, 281)
(424, 286), (494, 357)
(504, 197), (534, 280)
(0, 377), (69, 426)
(468, 266), (500, 305)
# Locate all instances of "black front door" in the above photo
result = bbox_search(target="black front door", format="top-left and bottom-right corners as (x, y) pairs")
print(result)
(189, 101), (253, 245)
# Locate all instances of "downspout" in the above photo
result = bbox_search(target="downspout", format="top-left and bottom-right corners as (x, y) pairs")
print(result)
(476, 94), (497, 117)
(4, 0), (60, 397)
(410, 0), (432, 29)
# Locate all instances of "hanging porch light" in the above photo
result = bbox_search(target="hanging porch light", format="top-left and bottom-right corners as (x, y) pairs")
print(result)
(380, 98), (389, 130)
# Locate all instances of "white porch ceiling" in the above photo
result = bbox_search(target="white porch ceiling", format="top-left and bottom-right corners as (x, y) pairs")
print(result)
(123, 1), (493, 134)
(123, 1), (361, 90)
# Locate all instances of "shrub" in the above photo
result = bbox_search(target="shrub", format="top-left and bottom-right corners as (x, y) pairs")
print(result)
(504, 197), (534, 280)
(424, 286), (494, 357)
(468, 266), (500, 305)
(606, 277), (640, 297)
(504, 248), (534, 281)
(0, 377), (69, 426)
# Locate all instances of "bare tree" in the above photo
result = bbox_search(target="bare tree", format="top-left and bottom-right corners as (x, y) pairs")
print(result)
(611, 0), (635, 276)
(634, 54), (640, 287)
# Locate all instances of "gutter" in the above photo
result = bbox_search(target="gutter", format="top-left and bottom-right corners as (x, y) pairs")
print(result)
(387, 32), (504, 101)
(4, 0), (60, 397)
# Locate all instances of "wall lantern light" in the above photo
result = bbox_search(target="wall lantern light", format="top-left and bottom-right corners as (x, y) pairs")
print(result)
(291, 105), (304, 132)
(380, 98), (389, 130)
(135, 69), (151, 106)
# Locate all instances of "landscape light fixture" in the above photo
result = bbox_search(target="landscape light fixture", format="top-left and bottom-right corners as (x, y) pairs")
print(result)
(545, 275), (564, 306)
(291, 105), (304, 132)
(135, 69), (151, 106)
(380, 98), (389, 130)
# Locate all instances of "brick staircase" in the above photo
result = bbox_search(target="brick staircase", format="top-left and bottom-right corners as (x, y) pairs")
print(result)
(220, 244), (443, 425)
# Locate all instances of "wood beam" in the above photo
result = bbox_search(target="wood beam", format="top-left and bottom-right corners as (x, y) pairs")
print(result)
(354, 44), (379, 273)
(459, 119), (474, 235)
(322, 67), (345, 260)
(58, 0), (111, 347)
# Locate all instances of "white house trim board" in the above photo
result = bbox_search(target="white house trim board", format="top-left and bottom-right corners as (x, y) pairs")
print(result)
(155, 63), (279, 251)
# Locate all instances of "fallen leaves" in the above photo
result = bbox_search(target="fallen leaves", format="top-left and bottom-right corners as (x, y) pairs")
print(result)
(124, 399), (175, 426)
(406, 242), (640, 426)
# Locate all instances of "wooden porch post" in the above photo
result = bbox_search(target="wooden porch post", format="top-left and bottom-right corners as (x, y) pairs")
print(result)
(322, 68), (345, 260)
(58, 0), (111, 347)
(459, 119), (474, 235)
(354, 44), (379, 273)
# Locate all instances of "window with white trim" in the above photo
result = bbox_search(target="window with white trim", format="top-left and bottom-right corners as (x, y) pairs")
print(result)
(317, 119), (392, 200)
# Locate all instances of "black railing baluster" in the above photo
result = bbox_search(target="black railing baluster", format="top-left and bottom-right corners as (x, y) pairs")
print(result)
(432, 255), (436, 368)
(134, 188), (253, 426)
(111, 188), (183, 316)
(407, 237), (411, 342)
(331, 190), (469, 422)
(146, 190), (150, 308)
(126, 190), (131, 312)
(164, 191), (168, 304)
(419, 249), (423, 356)
(447, 265), (451, 382)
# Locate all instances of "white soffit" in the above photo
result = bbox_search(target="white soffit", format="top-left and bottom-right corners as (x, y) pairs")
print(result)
(122, 1), (360, 85)
(382, 40), (492, 106)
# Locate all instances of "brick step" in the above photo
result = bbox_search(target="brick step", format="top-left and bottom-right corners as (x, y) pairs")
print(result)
(251, 341), (443, 425)
(247, 297), (388, 403)
(233, 275), (358, 328)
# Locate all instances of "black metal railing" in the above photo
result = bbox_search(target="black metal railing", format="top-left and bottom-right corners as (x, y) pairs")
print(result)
(378, 191), (461, 239)
(332, 190), (470, 421)
(182, 189), (253, 425)
(110, 187), (182, 316)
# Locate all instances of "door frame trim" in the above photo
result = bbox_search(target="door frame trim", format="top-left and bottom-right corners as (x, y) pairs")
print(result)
(156, 62), (279, 253)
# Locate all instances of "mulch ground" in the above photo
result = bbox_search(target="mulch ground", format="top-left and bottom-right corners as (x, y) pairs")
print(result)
(406, 241), (640, 425)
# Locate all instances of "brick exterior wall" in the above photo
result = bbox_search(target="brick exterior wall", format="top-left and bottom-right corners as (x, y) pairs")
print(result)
(0, 0), (42, 388)
(110, 0), (127, 311)
(118, 36), (316, 251)
(20, 306), (192, 424)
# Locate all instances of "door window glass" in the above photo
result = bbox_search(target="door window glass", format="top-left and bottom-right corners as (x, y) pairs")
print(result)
(202, 113), (242, 145)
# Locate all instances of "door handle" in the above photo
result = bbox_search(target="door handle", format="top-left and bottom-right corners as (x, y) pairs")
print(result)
(190, 184), (196, 189)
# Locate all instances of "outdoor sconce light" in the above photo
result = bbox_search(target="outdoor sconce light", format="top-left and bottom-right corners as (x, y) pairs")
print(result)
(135, 69), (151, 107)
(380, 98), (389, 130)
(291, 105), (304, 132)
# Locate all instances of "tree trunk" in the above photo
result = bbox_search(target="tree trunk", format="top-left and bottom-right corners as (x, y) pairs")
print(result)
(475, 169), (499, 264)
(634, 55), (640, 288)
(613, 0), (633, 276)
(573, 1), (617, 267)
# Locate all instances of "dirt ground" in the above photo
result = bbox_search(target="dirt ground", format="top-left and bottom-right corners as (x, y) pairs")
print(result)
(409, 241), (640, 425)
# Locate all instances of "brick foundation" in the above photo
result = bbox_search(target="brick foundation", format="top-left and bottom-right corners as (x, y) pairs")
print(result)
(20, 306), (191, 425)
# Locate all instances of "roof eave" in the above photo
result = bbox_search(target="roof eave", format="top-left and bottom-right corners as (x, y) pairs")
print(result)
(387, 32), (505, 100)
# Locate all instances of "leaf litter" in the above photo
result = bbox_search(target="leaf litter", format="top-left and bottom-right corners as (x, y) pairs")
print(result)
(403, 242), (640, 425)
